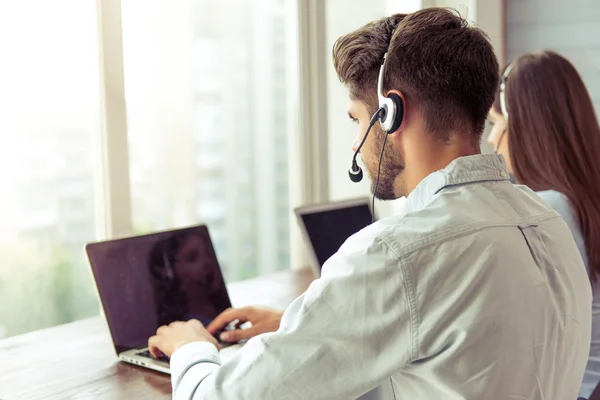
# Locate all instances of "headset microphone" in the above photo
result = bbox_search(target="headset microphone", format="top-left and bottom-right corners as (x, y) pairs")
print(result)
(348, 160), (363, 183)
(346, 51), (405, 222)
(347, 52), (404, 183)
(348, 109), (384, 182)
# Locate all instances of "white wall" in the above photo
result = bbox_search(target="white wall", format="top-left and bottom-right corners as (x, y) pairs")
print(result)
(506, 0), (600, 113)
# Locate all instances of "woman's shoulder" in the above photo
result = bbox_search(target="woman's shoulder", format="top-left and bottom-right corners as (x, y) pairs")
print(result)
(536, 190), (573, 217)
(536, 189), (587, 265)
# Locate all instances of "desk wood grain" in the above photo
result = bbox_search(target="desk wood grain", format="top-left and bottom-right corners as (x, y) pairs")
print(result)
(0, 268), (314, 400)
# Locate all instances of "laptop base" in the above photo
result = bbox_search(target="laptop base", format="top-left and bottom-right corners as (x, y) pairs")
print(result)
(118, 343), (243, 374)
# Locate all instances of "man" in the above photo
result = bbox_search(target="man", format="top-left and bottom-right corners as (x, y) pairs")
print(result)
(149, 8), (591, 399)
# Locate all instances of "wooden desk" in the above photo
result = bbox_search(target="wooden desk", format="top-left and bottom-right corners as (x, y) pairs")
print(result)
(0, 268), (314, 400)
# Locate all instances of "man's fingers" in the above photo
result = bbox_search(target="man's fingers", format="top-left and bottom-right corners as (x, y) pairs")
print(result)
(207, 308), (250, 334)
(219, 324), (265, 343)
(148, 335), (162, 358)
(234, 320), (246, 329)
(156, 325), (168, 335)
(188, 319), (203, 328)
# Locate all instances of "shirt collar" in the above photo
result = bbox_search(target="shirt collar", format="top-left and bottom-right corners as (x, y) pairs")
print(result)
(404, 154), (510, 213)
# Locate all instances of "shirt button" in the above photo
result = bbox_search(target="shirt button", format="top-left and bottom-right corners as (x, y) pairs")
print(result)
(500, 171), (507, 177)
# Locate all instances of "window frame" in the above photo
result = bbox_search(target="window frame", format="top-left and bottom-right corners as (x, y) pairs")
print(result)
(95, 0), (329, 269)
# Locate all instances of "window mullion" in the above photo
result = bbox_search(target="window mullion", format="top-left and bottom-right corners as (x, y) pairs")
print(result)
(95, 0), (132, 239)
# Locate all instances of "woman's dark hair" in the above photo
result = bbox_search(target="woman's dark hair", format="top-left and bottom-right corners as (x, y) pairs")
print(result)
(495, 50), (600, 282)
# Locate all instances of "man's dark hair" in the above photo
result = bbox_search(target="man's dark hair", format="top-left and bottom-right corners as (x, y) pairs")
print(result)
(332, 8), (499, 143)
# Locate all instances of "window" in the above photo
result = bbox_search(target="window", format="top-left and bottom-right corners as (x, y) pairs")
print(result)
(123, 0), (296, 282)
(3, 0), (416, 339)
(0, 0), (101, 338)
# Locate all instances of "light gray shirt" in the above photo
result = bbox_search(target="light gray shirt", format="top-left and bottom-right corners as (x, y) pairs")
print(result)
(537, 190), (600, 398)
(170, 154), (591, 400)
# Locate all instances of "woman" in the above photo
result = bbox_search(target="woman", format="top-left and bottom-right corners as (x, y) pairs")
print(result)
(488, 50), (600, 398)
(148, 230), (231, 327)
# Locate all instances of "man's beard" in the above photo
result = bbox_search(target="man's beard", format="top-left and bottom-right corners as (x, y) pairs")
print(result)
(367, 129), (405, 200)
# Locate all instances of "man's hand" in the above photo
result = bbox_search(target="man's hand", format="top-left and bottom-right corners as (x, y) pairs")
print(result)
(207, 306), (284, 343)
(148, 319), (218, 358)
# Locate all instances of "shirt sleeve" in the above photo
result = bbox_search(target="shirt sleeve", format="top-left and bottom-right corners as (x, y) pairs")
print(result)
(170, 231), (415, 400)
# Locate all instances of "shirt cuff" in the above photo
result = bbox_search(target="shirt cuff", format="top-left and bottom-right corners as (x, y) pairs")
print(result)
(170, 341), (221, 378)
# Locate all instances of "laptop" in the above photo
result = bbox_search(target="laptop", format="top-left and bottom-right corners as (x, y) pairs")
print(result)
(295, 197), (374, 277)
(86, 224), (238, 374)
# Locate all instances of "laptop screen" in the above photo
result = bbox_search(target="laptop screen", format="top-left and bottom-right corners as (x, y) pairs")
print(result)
(298, 201), (373, 268)
(86, 225), (231, 353)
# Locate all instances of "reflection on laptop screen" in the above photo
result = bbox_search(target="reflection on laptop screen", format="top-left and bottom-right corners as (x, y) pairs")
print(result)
(86, 225), (231, 353)
(300, 203), (373, 267)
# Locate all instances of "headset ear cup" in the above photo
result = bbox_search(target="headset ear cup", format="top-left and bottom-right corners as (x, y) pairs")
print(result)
(387, 93), (404, 133)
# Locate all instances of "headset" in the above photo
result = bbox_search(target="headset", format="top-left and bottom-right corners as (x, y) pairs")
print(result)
(347, 50), (405, 223)
(348, 52), (405, 183)
(499, 62), (515, 120)
(495, 62), (514, 154)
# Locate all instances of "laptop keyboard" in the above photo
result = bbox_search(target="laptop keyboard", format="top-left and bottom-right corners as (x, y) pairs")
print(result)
(136, 334), (236, 364)
(136, 350), (170, 363)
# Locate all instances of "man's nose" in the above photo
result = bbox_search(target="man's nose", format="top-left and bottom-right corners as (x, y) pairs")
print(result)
(352, 135), (362, 153)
